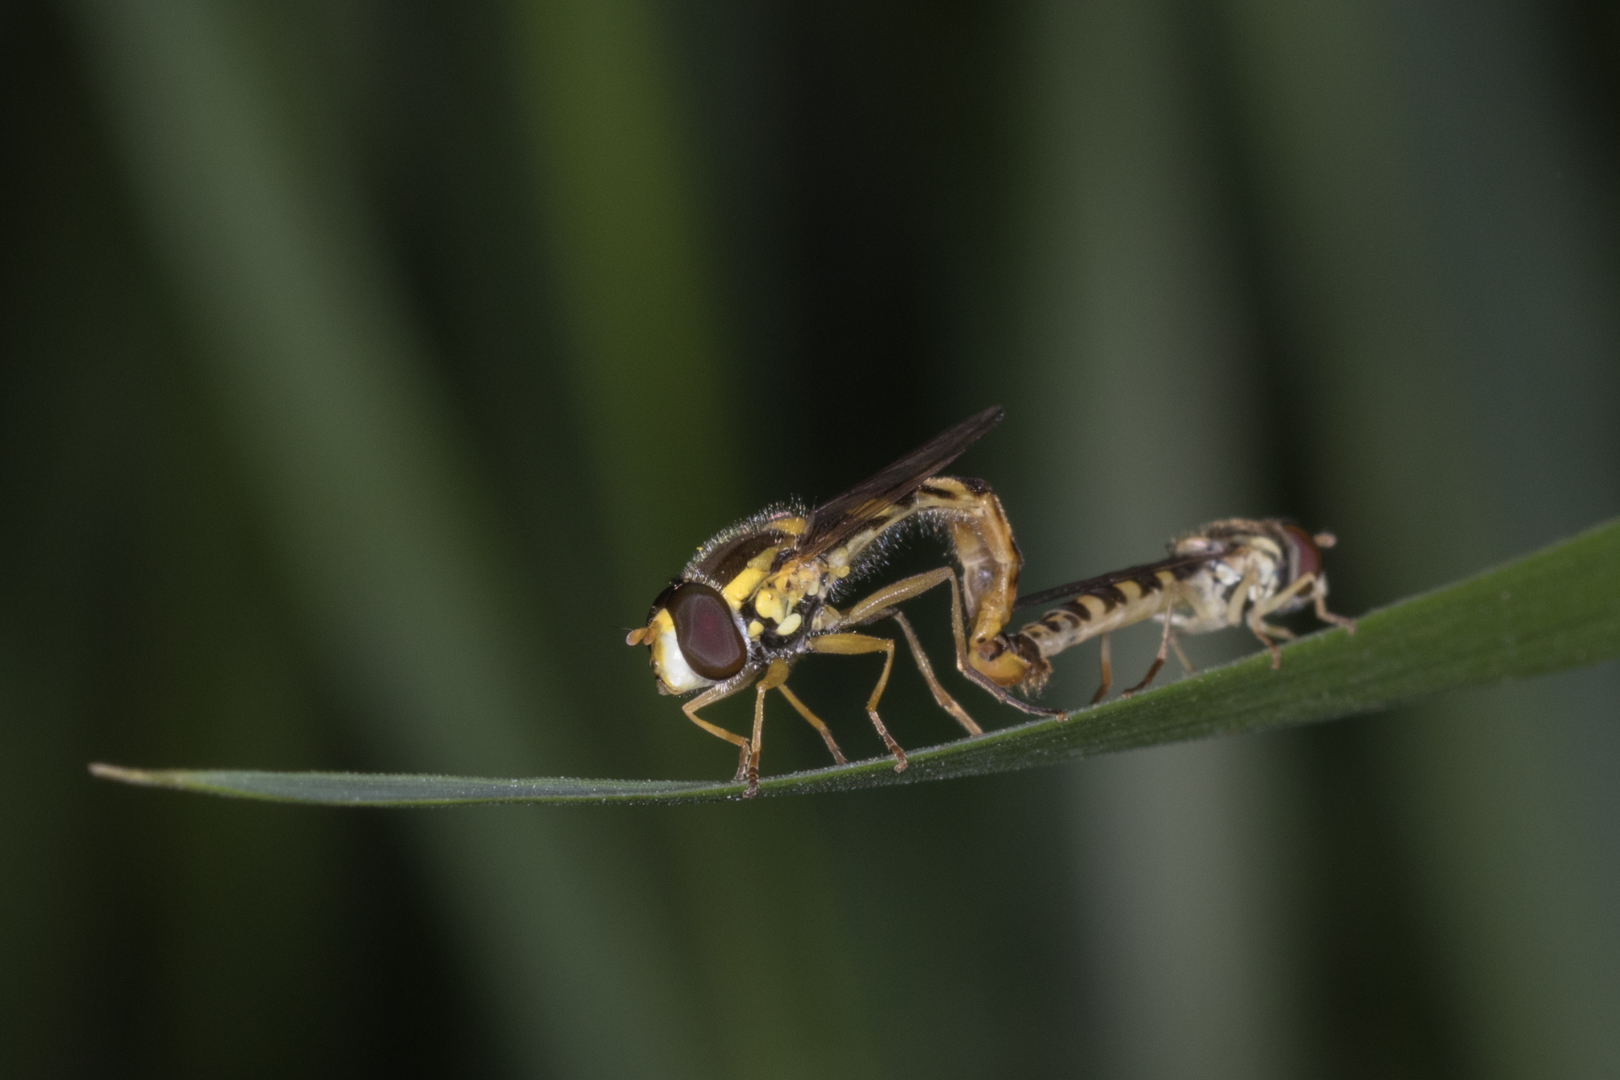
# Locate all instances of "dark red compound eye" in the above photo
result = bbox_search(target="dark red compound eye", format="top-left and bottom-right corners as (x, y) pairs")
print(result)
(666, 583), (747, 681)
(1282, 524), (1322, 580)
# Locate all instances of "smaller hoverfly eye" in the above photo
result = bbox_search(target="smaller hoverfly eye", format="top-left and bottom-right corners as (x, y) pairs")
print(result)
(667, 583), (747, 681)
(1282, 524), (1322, 579)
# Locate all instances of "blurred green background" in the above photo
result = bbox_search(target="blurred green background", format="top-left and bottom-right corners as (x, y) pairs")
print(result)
(4, 0), (1618, 1076)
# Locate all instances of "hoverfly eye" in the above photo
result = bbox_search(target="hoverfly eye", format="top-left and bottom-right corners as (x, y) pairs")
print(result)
(1282, 524), (1322, 579)
(667, 583), (747, 681)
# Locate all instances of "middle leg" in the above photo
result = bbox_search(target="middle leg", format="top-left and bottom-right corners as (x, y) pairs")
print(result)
(1121, 599), (1177, 697)
(807, 632), (908, 772)
(836, 567), (1058, 720)
(1090, 633), (1112, 706)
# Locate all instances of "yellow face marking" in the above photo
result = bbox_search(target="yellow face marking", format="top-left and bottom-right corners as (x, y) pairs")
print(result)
(748, 619), (764, 639)
(775, 612), (802, 636)
(647, 608), (704, 694)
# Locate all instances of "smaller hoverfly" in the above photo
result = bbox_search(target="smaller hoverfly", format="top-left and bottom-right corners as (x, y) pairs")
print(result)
(626, 406), (1056, 796)
(1003, 519), (1357, 704)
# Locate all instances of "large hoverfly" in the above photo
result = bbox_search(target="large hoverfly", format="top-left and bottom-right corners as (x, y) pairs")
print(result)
(625, 406), (1055, 796)
(1006, 519), (1357, 704)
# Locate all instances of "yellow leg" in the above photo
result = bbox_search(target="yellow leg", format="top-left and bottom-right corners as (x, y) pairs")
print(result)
(939, 572), (1063, 719)
(837, 566), (957, 627)
(741, 660), (792, 797)
(838, 567), (1056, 720)
(776, 682), (848, 766)
(807, 633), (907, 772)
(889, 609), (982, 736)
(1090, 633), (1112, 705)
(680, 675), (759, 787)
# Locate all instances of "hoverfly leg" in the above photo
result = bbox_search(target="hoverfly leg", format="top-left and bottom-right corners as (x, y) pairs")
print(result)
(1314, 590), (1357, 634)
(1246, 614), (1291, 669)
(837, 566), (956, 625)
(776, 682), (848, 766)
(679, 678), (759, 793)
(1090, 633), (1112, 705)
(942, 572), (1064, 719)
(741, 660), (793, 797)
(889, 608), (982, 736)
(834, 567), (987, 735)
(1169, 634), (1196, 676)
(1247, 571), (1316, 671)
(1122, 597), (1179, 698)
(747, 685), (767, 796)
(807, 633), (908, 772)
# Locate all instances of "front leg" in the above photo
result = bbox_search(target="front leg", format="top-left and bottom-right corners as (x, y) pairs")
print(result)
(680, 672), (761, 787)
(741, 660), (793, 797)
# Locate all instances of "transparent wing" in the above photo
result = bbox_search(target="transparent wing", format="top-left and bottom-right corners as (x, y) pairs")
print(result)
(1011, 554), (1216, 611)
(797, 405), (1003, 559)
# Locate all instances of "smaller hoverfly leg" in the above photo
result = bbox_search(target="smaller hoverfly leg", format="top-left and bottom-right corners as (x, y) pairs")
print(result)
(1313, 589), (1357, 634)
(1121, 600), (1176, 698)
(1090, 633), (1112, 706)
(1245, 611), (1291, 669)
(807, 633), (908, 772)
(1169, 634), (1196, 676)
(1246, 571), (1317, 670)
(1226, 567), (1260, 627)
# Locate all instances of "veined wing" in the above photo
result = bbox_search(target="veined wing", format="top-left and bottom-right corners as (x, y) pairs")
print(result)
(798, 405), (1004, 559)
(1012, 554), (1215, 611)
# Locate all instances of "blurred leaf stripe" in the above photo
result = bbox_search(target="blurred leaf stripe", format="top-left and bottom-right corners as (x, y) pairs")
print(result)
(510, 1), (889, 1071)
(65, 0), (707, 1074)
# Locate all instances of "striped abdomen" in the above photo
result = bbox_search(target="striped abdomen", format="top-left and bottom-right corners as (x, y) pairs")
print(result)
(1001, 557), (1207, 693)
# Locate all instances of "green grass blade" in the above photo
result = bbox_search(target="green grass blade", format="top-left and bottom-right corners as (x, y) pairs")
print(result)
(93, 518), (1620, 806)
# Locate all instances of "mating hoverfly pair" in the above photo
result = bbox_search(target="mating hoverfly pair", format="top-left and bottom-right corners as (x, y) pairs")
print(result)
(625, 406), (1355, 796)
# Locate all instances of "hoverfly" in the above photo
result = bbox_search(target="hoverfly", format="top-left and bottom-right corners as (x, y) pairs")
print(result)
(625, 406), (1057, 796)
(1004, 519), (1357, 704)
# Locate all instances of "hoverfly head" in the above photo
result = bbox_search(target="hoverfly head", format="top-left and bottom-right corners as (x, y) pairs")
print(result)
(627, 581), (748, 694)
